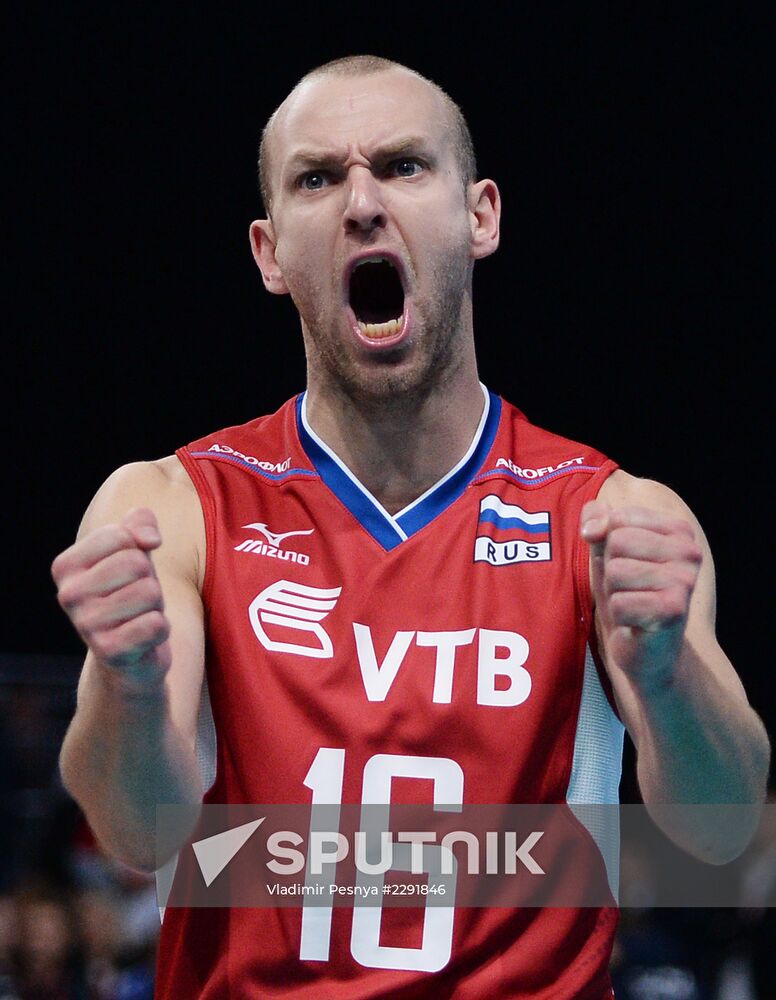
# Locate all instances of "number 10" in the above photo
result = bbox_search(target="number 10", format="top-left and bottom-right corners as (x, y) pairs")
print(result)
(299, 748), (463, 973)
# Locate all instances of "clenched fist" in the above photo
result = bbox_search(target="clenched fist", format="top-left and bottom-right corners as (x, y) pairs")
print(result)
(51, 507), (172, 691)
(581, 499), (704, 689)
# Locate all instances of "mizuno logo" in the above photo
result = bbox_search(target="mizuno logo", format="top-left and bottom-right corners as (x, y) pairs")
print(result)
(235, 522), (315, 566)
(249, 580), (342, 658)
(243, 522), (315, 547)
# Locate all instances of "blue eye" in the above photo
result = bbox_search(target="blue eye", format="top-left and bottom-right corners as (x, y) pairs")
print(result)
(394, 159), (422, 177)
(301, 172), (327, 190)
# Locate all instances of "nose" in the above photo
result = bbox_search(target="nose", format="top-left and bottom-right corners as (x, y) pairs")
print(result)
(343, 166), (387, 234)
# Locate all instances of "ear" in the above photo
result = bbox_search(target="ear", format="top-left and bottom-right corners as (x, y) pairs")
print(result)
(467, 179), (501, 260)
(249, 219), (290, 295)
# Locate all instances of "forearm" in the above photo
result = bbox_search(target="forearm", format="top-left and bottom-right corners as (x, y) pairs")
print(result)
(60, 661), (204, 872)
(583, 480), (771, 862)
(629, 642), (770, 861)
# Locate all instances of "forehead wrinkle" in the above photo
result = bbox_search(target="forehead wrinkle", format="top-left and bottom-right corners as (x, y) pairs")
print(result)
(285, 135), (436, 170)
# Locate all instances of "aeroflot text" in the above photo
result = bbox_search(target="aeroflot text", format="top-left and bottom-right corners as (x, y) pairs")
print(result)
(209, 444), (293, 474)
(495, 457), (585, 478)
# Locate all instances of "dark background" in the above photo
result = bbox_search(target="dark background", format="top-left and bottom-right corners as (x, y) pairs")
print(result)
(6, 5), (774, 750)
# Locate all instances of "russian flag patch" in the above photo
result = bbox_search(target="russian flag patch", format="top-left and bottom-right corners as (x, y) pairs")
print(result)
(474, 495), (552, 566)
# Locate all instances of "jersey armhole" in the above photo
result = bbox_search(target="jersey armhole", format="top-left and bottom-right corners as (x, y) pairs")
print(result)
(173, 447), (219, 801)
(586, 621), (621, 722)
(175, 446), (218, 611)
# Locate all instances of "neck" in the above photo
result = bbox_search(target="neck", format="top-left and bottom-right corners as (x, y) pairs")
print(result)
(304, 364), (485, 515)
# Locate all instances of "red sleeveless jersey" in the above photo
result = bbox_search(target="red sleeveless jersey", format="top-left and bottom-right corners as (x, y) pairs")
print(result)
(157, 388), (622, 999)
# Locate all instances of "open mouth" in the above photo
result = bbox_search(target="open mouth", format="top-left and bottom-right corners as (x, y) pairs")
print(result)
(348, 257), (406, 340)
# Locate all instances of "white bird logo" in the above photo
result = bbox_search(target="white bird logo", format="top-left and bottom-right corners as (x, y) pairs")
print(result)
(243, 523), (315, 547)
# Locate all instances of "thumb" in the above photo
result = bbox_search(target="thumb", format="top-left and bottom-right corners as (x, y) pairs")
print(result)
(581, 500), (610, 611)
(580, 500), (610, 549)
(122, 507), (162, 551)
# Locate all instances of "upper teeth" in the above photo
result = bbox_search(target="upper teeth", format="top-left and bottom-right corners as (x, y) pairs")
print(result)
(356, 256), (389, 268)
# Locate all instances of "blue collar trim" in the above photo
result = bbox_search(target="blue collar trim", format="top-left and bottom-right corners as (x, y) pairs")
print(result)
(295, 387), (501, 550)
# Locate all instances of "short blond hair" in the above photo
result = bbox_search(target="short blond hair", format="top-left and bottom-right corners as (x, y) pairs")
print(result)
(258, 55), (477, 215)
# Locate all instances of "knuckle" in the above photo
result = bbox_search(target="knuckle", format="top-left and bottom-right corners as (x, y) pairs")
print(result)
(101, 523), (132, 545)
(604, 533), (625, 558)
(71, 604), (94, 634)
(140, 576), (164, 604)
(686, 543), (703, 565)
(663, 564), (695, 593)
(56, 580), (77, 609)
(50, 553), (68, 583)
(671, 517), (694, 539)
(604, 557), (631, 589)
(608, 592), (632, 624)
(89, 632), (115, 662)
(76, 592), (111, 627)
(52, 541), (88, 580)
(608, 590), (628, 611)
(56, 574), (90, 612)
(99, 526), (133, 558)
(664, 589), (688, 620)
(123, 548), (153, 578)
(606, 554), (628, 574)
(608, 508), (630, 529)
(130, 616), (169, 654)
(607, 527), (640, 557)
(147, 610), (171, 639)
(93, 617), (162, 666)
(125, 578), (163, 615)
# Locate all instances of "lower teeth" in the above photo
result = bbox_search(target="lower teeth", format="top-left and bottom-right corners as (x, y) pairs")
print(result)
(358, 316), (403, 339)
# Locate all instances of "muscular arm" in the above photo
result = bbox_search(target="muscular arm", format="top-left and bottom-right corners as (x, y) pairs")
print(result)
(53, 459), (206, 872)
(582, 470), (770, 862)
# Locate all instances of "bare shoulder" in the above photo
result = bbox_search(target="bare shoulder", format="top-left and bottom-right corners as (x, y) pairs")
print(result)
(79, 456), (205, 588)
(598, 469), (698, 522)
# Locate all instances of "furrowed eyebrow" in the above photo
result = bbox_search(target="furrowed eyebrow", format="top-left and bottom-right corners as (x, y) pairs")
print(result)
(373, 143), (436, 170)
(374, 137), (433, 160)
(286, 151), (343, 173)
(288, 149), (341, 170)
(284, 137), (435, 175)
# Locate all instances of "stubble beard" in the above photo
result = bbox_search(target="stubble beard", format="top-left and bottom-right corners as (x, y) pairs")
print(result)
(301, 249), (473, 417)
